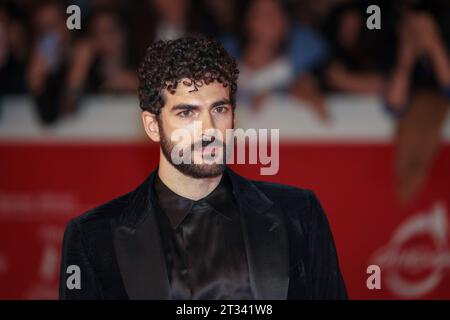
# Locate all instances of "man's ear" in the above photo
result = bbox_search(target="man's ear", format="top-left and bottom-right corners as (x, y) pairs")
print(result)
(141, 111), (160, 142)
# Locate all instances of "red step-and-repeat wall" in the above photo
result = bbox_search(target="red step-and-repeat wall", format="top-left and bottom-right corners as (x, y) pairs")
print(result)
(1, 142), (449, 299)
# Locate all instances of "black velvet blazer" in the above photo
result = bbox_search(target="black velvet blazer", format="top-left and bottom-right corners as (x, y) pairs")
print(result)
(59, 167), (348, 300)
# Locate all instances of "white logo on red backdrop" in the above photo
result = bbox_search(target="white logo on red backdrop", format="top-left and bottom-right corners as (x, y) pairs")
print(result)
(371, 202), (450, 298)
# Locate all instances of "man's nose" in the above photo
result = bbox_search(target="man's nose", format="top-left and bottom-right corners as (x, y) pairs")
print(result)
(200, 111), (215, 134)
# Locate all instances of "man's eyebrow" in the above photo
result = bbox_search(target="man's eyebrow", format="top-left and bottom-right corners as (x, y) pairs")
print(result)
(211, 98), (231, 108)
(171, 99), (231, 112)
(170, 104), (199, 112)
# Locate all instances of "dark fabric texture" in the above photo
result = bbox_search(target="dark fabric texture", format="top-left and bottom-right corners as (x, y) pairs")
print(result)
(59, 166), (348, 300)
(153, 173), (254, 299)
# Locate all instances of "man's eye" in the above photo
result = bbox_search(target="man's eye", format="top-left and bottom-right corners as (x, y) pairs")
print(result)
(178, 110), (193, 118)
(214, 106), (228, 114)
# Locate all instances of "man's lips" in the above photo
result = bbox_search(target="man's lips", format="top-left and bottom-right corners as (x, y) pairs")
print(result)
(191, 141), (224, 153)
(201, 146), (219, 153)
(196, 147), (222, 158)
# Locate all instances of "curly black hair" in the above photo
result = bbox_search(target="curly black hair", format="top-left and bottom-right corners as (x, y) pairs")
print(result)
(138, 35), (239, 115)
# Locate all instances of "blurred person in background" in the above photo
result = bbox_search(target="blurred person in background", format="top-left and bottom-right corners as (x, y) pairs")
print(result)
(286, 0), (338, 121)
(27, 2), (138, 125)
(0, 3), (28, 98)
(125, 0), (213, 67)
(291, 1), (385, 121)
(382, 0), (450, 202)
(124, 0), (189, 68)
(221, 0), (329, 116)
(26, 0), (73, 125)
(321, 2), (385, 94)
(146, 0), (238, 41)
(151, 0), (191, 41)
(293, 0), (338, 31)
(200, 0), (238, 40)
(66, 8), (137, 99)
(235, 0), (293, 111)
(287, 0), (332, 79)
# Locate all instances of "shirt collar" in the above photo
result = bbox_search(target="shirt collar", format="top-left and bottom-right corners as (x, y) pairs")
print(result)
(153, 172), (236, 229)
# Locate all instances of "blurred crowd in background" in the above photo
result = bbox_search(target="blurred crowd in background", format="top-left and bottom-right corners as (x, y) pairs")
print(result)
(1, 0), (450, 202)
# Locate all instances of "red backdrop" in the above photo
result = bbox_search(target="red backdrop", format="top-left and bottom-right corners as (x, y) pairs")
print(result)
(1, 142), (449, 299)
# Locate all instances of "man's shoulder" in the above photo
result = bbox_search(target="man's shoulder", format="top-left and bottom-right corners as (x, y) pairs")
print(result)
(249, 179), (328, 229)
(70, 190), (133, 228)
(250, 179), (314, 203)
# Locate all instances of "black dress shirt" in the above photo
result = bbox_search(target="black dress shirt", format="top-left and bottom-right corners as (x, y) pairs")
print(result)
(153, 172), (254, 300)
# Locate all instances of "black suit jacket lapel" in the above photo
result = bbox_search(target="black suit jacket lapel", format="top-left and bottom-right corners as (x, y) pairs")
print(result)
(112, 170), (171, 299)
(226, 168), (290, 300)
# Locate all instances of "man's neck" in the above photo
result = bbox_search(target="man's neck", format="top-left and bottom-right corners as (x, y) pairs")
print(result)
(157, 154), (223, 201)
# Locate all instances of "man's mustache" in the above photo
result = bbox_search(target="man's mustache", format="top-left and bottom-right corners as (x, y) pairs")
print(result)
(190, 137), (225, 151)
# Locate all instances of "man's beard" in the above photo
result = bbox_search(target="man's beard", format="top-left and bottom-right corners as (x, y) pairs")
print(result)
(159, 121), (226, 179)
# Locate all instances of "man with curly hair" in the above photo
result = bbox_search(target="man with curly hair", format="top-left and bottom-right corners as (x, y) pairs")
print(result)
(59, 35), (348, 300)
